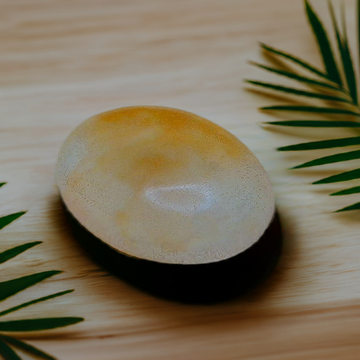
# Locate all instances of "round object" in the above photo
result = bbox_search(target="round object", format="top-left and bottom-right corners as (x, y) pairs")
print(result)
(56, 106), (282, 302)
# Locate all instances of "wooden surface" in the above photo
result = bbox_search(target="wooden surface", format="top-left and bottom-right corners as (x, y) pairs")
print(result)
(1, 0), (360, 359)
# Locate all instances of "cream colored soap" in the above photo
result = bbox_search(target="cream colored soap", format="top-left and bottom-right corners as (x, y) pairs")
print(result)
(56, 106), (275, 265)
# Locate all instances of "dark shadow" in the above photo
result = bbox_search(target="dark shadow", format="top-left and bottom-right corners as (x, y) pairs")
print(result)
(58, 200), (283, 305)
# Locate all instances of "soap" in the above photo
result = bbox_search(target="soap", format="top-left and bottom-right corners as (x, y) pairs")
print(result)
(56, 106), (282, 303)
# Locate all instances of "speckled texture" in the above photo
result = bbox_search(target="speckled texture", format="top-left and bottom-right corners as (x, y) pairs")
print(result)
(56, 106), (275, 264)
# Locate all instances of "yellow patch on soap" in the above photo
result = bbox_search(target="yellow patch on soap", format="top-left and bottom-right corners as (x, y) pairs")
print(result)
(93, 106), (247, 160)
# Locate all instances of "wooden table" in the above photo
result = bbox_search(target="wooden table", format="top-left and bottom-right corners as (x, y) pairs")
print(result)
(1, 0), (359, 359)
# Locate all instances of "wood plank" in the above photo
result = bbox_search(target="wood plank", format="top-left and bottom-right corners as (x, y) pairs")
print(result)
(0, 0), (359, 359)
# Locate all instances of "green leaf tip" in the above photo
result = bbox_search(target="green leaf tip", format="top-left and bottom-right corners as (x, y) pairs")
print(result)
(0, 242), (42, 265)
(335, 202), (360, 212)
(330, 186), (360, 196)
(0, 183), (6, 188)
(313, 168), (360, 184)
(0, 212), (27, 231)
(0, 271), (63, 302)
(0, 335), (56, 360)
(0, 317), (84, 332)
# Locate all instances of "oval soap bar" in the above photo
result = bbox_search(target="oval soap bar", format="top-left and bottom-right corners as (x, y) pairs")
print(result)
(56, 106), (282, 302)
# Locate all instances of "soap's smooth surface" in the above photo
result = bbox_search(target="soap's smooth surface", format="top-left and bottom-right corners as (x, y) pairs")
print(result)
(56, 106), (275, 265)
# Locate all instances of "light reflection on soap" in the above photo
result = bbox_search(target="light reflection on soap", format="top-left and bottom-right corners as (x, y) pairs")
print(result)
(144, 183), (215, 214)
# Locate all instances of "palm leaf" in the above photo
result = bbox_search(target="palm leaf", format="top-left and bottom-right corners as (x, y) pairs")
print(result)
(0, 335), (56, 360)
(251, 62), (342, 90)
(260, 43), (329, 79)
(245, 80), (350, 102)
(0, 242), (42, 265)
(0, 318), (83, 332)
(278, 136), (360, 151)
(0, 271), (62, 302)
(250, 2), (360, 211)
(0, 121), (83, 359)
(0, 290), (74, 317)
(261, 105), (360, 116)
(0, 338), (21, 360)
(313, 168), (360, 184)
(0, 213), (26, 231)
(265, 120), (360, 127)
(331, 186), (360, 196)
(305, 0), (342, 85)
(292, 149), (360, 168)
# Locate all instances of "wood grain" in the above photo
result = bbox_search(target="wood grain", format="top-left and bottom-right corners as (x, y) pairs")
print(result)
(0, 0), (359, 359)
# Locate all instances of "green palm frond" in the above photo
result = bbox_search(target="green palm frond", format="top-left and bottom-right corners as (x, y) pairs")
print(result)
(0, 184), (84, 359)
(248, 0), (360, 212)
